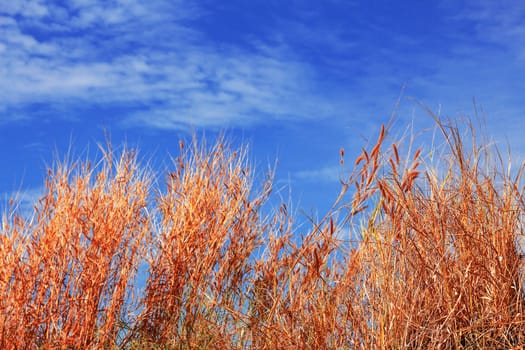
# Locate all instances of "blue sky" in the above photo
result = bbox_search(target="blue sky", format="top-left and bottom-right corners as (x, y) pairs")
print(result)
(1, 0), (525, 217)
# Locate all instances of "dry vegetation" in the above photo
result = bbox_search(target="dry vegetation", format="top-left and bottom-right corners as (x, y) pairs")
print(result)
(1, 114), (525, 349)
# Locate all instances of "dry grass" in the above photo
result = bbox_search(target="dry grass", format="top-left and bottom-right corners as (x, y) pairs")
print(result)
(1, 114), (525, 349)
(0, 145), (151, 349)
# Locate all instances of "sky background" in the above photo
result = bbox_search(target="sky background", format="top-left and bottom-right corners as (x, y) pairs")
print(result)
(1, 0), (525, 218)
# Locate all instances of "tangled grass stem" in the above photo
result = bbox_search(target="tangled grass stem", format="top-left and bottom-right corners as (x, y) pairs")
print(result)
(1, 115), (525, 349)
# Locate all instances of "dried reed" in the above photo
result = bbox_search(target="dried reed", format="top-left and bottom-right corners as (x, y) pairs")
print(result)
(1, 114), (524, 349)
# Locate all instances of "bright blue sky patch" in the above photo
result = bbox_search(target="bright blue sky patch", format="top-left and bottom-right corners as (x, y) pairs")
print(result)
(1, 0), (525, 216)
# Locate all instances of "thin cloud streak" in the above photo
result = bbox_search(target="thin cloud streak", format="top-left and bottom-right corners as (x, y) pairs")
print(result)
(1, 186), (44, 218)
(294, 165), (342, 184)
(1, 0), (524, 139)
(0, 1), (346, 128)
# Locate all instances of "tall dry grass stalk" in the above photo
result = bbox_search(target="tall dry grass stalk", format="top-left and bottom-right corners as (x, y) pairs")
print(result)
(0, 145), (151, 349)
(1, 114), (525, 349)
(334, 114), (525, 348)
(130, 137), (273, 348)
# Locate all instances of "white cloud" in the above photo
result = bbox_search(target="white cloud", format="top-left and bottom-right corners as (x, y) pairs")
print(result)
(294, 165), (342, 184)
(2, 0), (525, 137)
(445, 1), (525, 61)
(1, 186), (44, 219)
(68, 0), (149, 28)
(2, 0), (49, 18)
(0, 1), (347, 128)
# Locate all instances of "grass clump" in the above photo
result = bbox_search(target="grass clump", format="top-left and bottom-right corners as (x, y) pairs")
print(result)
(1, 113), (525, 349)
(1, 146), (151, 348)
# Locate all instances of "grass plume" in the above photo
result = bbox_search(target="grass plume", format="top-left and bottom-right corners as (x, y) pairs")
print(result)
(1, 113), (525, 349)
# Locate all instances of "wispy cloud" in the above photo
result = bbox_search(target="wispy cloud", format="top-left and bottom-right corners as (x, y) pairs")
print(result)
(2, 0), (524, 139)
(0, 1), (347, 129)
(294, 165), (341, 184)
(453, 1), (525, 54)
(1, 186), (44, 218)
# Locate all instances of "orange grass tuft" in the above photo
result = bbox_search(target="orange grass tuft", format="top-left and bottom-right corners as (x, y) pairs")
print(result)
(0, 145), (151, 349)
(1, 113), (525, 349)
(130, 136), (274, 348)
